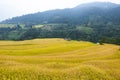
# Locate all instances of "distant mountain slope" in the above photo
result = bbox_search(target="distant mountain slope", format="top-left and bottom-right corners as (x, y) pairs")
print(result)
(75, 2), (119, 9)
(1, 2), (120, 25)
(0, 2), (120, 45)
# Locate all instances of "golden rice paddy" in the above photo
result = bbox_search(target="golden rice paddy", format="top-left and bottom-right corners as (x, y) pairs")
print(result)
(0, 38), (120, 80)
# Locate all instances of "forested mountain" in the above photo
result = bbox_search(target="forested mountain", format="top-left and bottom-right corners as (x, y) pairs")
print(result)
(1, 2), (120, 25)
(0, 2), (120, 45)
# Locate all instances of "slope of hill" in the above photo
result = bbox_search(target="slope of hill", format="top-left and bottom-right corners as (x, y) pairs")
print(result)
(1, 2), (120, 24)
(0, 38), (120, 80)
(75, 2), (119, 9)
(0, 2), (120, 45)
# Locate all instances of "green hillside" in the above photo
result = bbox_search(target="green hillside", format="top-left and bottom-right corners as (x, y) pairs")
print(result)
(0, 38), (120, 80)
(0, 2), (120, 45)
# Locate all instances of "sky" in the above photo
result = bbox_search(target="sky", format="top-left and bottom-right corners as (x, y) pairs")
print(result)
(0, 0), (120, 21)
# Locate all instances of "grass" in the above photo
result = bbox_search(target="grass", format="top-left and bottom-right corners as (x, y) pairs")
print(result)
(0, 24), (25, 28)
(0, 24), (16, 28)
(32, 25), (44, 28)
(0, 38), (120, 80)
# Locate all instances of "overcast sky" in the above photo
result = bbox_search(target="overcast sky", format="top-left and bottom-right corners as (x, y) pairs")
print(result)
(0, 0), (120, 21)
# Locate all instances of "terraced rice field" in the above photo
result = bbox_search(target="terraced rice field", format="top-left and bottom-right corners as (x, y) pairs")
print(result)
(0, 38), (120, 80)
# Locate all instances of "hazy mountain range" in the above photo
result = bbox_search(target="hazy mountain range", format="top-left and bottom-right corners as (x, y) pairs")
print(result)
(0, 2), (120, 45)
(1, 2), (120, 24)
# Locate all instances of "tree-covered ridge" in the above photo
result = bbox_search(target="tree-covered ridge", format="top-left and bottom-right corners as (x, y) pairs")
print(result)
(0, 2), (120, 45)
(1, 2), (120, 25)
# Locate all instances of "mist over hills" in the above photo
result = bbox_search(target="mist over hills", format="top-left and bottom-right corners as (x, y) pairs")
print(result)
(1, 2), (120, 24)
(0, 2), (120, 45)
(75, 2), (119, 9)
